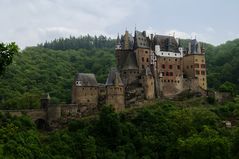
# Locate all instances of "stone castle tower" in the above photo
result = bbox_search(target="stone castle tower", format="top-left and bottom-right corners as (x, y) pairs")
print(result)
(183, 39), (207, 90)
(105, 68), (125, 111)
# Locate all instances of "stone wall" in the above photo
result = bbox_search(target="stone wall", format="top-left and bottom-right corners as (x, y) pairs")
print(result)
(142, 75), (155, 99)
(135, 48), (150, 72)
(120, 69), (139, 85)
(106, 85), (125, 112)
(72, 86), (99, 108)
(156, 56), (184, 97)
(183, 54), (207, 90)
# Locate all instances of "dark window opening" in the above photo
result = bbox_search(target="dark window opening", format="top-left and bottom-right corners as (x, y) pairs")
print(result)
(194, 64), (199, 68)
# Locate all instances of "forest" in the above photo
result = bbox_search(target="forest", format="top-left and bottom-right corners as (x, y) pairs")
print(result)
(0, 35), (239, 109)
(0, 98), (239, 159)
(0, 35), (239, 158)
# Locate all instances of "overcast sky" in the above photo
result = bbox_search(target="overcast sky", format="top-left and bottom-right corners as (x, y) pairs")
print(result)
(1, 0), (239, 48)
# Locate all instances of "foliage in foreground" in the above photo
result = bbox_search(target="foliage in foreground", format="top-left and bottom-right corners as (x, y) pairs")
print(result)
(0, 42), (19, 75)
(0, 98), (239, 159)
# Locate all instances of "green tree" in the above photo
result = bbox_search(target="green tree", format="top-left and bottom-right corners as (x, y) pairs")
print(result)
(219, 81), (236, 95)
(0, 42), (19, 75)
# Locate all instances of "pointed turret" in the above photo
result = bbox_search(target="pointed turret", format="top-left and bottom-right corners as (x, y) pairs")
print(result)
(106, 68), (124, 86)
(188, 41), (191, 54)
(197, 42), (201, 54)
(115, 33), (121, 50)
(124, 30), (129, 49)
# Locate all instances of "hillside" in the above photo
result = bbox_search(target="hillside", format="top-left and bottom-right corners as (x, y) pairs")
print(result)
(0, 47), (115, 109)
(0, 36), (239, 109)
(206, 39), (239, 91)
(0, 98), (239, 158)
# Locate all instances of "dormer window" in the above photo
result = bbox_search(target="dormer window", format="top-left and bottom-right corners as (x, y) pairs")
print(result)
(76, 81), (82, 86)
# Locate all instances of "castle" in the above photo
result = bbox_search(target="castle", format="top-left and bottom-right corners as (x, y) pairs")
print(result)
(72, 30), (207, 112)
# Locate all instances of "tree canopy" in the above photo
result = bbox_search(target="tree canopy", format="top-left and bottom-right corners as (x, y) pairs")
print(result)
(0, 42), (19, 75)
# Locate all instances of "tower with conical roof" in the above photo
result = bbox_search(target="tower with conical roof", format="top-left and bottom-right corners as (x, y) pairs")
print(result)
(124, 30), (130, 49)
(115, 33), (121, 50)
(105, 68), (125, 111)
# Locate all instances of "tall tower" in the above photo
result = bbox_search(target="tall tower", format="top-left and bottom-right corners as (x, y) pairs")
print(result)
(183, 39), (207, 90)
(124, 30), (129, 49)
(105, 68), (125, 112)
(134, 30), (151, 73)
(115, 33), (121, 50)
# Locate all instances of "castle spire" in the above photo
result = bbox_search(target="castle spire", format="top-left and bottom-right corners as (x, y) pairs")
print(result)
(124, 30), (129, 49)
(115, 33), (121, 50)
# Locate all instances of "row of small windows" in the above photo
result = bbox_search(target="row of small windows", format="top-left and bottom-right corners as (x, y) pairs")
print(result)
(109, 87), (123, 91)
(193, 64), (206, 68)
(140, 42), (148, 46)
(195, 59), (204, 62)
(81, 87), (98, 90)
(142, 57), (149, 62)
(161, 72), (174, 76)
(79, 87), (124, 91)
(138, 37), (147, 41)
(163, 58), (182, 61)
(196, 70), (206, 75)
(161, 80), (180, 83)
(161, 53), (181, 56)
(162, 64), (180, 70)
(186, 64), (206, 69)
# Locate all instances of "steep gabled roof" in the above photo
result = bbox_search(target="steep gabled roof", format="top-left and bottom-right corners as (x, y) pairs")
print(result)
(189, 39), (201, 54)
(154, 35), (180, 53)
(75, 73), (98, 86)
(122, 52), (138, 70)
(106, 68), (124, 86)
(134, 30), (150, 49)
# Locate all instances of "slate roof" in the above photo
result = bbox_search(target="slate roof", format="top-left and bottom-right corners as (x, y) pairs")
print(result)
(106, 68), (124, 86)
(134, 31), (150, 48)
(120, 31), (134, 49)
(154, 35), (180, 53)
(122, 52), (138, 70)
(75, 73), (98, 86)
(190, 39), (201, 54)
(117, 50), (132, 70)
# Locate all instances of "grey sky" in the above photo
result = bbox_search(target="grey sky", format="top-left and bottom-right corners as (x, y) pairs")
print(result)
(0, 0), (238, 48)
